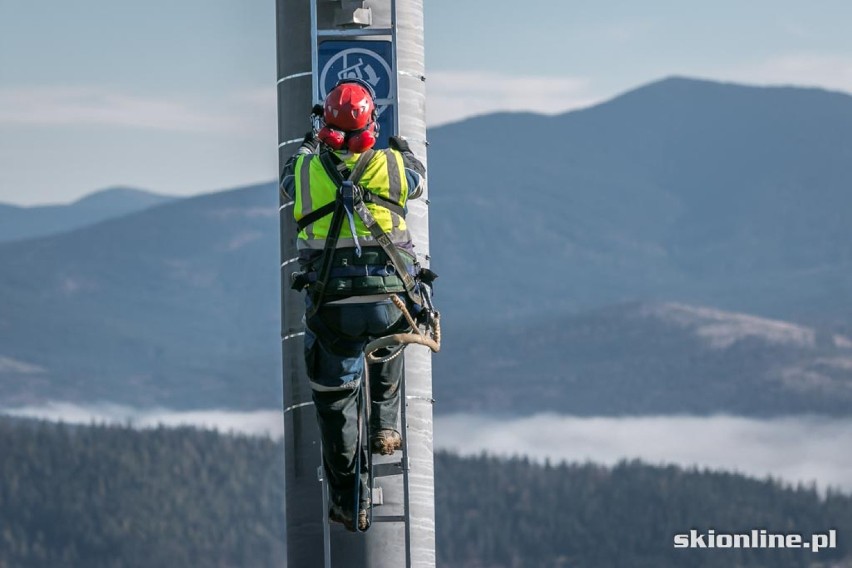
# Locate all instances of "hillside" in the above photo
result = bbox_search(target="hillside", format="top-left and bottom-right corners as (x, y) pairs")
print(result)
(0, 187), (176, 242)
(435, 302), (852, 416)
(0, 77), (851, 412)
(0, 182), (281, 408)
(428, 76), (852, 325)
(1, 418), (849, 567)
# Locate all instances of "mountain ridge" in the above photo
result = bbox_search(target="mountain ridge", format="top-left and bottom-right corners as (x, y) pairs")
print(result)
(1, 77), (851, 412)
(0, 186), (178, 243)
(435, 301), (852, 416)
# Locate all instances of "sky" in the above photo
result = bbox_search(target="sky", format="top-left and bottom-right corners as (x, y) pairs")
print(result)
(2, 0), (852, 205)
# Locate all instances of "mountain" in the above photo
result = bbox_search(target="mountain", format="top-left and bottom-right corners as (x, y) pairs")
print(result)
(2, 418), (850, 567)
(428, 76), (852, 326)
(0, 186), (176, 243)
(434, 302), (852, 416)
(1, 77), (851, 412)
(0, 182), (281, 408)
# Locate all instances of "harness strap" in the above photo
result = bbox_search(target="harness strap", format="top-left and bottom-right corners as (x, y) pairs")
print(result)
(352, 198), (422, 306)
(296, 202), (335, 233)
(362, 192), (405, 218)
(321, 152), (421, 306)
(318, 150), (374, 198)
(295, 189), (405, 233)
(340, 180), (362, 257)
(296, 153), (407, 234)
(308, 150), (375, 316)
(308, 196), (347, 317)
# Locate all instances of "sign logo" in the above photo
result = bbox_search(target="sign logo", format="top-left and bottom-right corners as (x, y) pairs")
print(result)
(318, 41), (395, 143)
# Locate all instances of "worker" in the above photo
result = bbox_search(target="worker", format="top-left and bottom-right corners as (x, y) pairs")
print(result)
(280, 77), (427, 532)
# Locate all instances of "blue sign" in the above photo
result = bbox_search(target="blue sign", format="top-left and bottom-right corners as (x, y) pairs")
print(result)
(318, 40), (395, 147)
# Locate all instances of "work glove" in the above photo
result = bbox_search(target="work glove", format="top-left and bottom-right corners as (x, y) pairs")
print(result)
(392, 135), (426, 177)
(308, 104), (324, 141)
(299, 130), (319, 154)
(388, 135), (411, 153)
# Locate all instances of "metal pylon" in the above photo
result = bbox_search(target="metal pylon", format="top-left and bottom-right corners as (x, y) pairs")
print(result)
(302, 0), (422, 565)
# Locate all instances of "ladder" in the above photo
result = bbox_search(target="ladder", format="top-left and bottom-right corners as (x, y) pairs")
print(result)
(309, 2), (413, 566)
(317, 365), (414, 568)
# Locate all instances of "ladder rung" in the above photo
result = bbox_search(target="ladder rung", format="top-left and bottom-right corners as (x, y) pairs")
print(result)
(318, 28), (392, 38)
(371, 515), (406, 523)
(373, 461), (404, 478)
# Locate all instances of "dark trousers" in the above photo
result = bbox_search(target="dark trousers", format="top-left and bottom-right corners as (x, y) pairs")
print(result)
(304, 297), (409, 508)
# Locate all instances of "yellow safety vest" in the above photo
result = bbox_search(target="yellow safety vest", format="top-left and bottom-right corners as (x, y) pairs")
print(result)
(293, 148), (411, 251)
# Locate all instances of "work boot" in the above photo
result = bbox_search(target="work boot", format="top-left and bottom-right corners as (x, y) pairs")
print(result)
(328, 502), (370, 532)
(328, 489), (371, 532)
(371, 429), (402, 456)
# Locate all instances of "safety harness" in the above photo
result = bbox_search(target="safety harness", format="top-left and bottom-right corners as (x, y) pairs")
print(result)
(294, 149), (427, 314)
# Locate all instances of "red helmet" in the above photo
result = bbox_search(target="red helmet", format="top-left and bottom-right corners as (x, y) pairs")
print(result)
(318, 79), (379, 152)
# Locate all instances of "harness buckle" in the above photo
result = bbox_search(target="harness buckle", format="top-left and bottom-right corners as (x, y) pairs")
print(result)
(339, 180), (363, 257)
(338, 180), (363, 201)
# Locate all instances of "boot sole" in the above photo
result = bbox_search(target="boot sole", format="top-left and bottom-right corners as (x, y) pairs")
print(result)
(371, 436), (402, 455)
(329, 508), (370, 532)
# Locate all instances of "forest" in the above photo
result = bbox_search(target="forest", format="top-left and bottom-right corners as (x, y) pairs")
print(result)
(0, 417), (848, 567)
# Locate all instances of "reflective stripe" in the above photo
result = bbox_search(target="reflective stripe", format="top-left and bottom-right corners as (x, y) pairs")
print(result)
(283, 401), (314, 414)
(277, 71), (312, 85)
(309, 378), (362, 392)
(299, 156), (315, 239)
(279, 138), (304, 148)
(325, 293), (394, 305)
(386, 149), (402, 204)
(297, 229), (413, 250)
(408, 171), (425, 200)
(294, 150), (411, 245)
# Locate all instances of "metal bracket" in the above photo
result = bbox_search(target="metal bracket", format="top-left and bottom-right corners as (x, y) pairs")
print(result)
(372, 485), (384, 506)
(334, 0), (372, 28)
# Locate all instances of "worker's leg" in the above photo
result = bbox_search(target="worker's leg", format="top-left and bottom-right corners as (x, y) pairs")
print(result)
(366, 296), (412, 453)
(305, 299), (405, 515)
(368, 345), (405, 435)
(304, 316), (369, 516)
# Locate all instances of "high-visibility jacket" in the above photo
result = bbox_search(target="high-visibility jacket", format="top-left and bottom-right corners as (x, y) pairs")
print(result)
(293, 148), (412, 251)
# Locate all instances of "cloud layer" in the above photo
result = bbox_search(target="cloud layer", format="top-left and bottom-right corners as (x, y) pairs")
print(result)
(0, 74), (599, 137)
(721, 52), (852, 94)
(5, 56), (851, 136)
(3, 403), (850, 493)
(436, 413), (852, 493)
(426, 71), (600, 126)
(0, 87), (271, 135)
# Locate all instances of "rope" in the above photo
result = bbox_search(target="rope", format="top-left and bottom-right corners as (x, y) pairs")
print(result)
(353, 375), (365, 532)
(364, 363), (374, 529)
(365, 295), (441, 364)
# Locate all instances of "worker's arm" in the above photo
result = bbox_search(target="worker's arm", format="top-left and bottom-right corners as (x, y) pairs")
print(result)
(280, 132), (319, 200)
(390, 136), (426, 200)
(281, 106), (323, 199)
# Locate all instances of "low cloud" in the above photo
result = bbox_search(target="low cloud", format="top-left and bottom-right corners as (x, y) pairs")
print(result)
(3, 404), (851, 493)
(0, 76), (603, 135)
(427, 71), (602, 126)
(714, 52), (852, 95)
(0, 87), (275, 136)
(1, 402), (284, 438)
(436, 413), (852, 493)
(0, 87), (222, 132)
